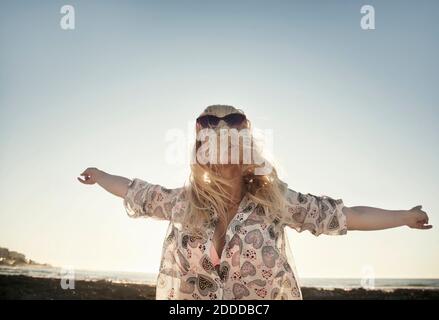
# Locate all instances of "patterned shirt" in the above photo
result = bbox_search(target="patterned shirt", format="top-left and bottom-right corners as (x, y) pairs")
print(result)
(123, 178), (348, 300)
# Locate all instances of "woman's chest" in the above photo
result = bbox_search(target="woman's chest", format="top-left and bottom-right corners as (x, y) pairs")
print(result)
(159, 198), (301, 299)
(164, 220), (297, 299)
(168, 202), (285, 280)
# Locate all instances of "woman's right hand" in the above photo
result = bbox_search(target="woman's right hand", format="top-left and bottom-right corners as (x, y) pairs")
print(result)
(78, 167), (103, 185)
(77, 168), (131, 198)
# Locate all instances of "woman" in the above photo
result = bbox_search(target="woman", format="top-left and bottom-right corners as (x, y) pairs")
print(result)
(78, 104), (432, 300)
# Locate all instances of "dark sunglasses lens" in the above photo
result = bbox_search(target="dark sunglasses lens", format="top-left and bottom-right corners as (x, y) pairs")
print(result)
(224, 114), (246, 127)
(197, 115), (220, 127)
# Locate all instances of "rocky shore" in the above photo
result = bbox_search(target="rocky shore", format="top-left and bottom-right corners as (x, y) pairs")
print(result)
(1, 275), (438, 300)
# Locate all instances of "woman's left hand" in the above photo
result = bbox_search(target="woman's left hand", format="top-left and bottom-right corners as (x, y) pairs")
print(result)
(405, 205), (432, 230)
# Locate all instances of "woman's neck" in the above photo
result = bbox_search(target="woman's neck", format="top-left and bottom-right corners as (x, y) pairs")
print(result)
(217, 165), (245, 205)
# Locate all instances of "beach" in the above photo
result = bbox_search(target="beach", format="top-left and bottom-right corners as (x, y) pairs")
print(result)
(1, 275), (438, 300)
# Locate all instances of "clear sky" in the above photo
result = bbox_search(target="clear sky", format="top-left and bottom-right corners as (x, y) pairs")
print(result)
(1, 0), (438, 278)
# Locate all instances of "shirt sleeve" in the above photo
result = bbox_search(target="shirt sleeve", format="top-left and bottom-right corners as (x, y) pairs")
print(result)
(123, 178), (182, 221)
(280, 188), (348, 236)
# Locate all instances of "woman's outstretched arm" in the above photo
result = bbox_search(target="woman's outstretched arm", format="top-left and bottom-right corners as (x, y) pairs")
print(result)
(77, 167), (131, 198)
(343, 205), (432, 231)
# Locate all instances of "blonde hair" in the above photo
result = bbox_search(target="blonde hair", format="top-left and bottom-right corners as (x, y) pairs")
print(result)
(181, 105), (287, 238)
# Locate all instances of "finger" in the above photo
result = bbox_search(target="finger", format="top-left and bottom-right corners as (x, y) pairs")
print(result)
(77, 177), (91, 184)
(416, 220), (432, 227)
(420, 225), (432, 229)
(415, 221), (426, 228)
(80, 173), (91, 179)
(412, 205), (422, 211)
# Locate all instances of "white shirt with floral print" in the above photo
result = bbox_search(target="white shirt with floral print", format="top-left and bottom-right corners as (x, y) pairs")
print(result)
(123, 178), (347, 300)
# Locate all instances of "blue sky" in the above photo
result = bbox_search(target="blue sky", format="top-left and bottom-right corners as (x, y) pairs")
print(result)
(0, 0), (438, 278)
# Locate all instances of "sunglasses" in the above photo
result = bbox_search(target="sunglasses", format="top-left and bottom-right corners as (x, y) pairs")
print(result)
(196, 113), (247, 128)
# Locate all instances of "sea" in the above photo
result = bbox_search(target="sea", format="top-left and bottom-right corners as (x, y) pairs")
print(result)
(1, 265), (438, 290)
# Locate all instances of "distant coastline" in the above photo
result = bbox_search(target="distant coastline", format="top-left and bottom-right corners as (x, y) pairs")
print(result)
(0, 247), (51, 267)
